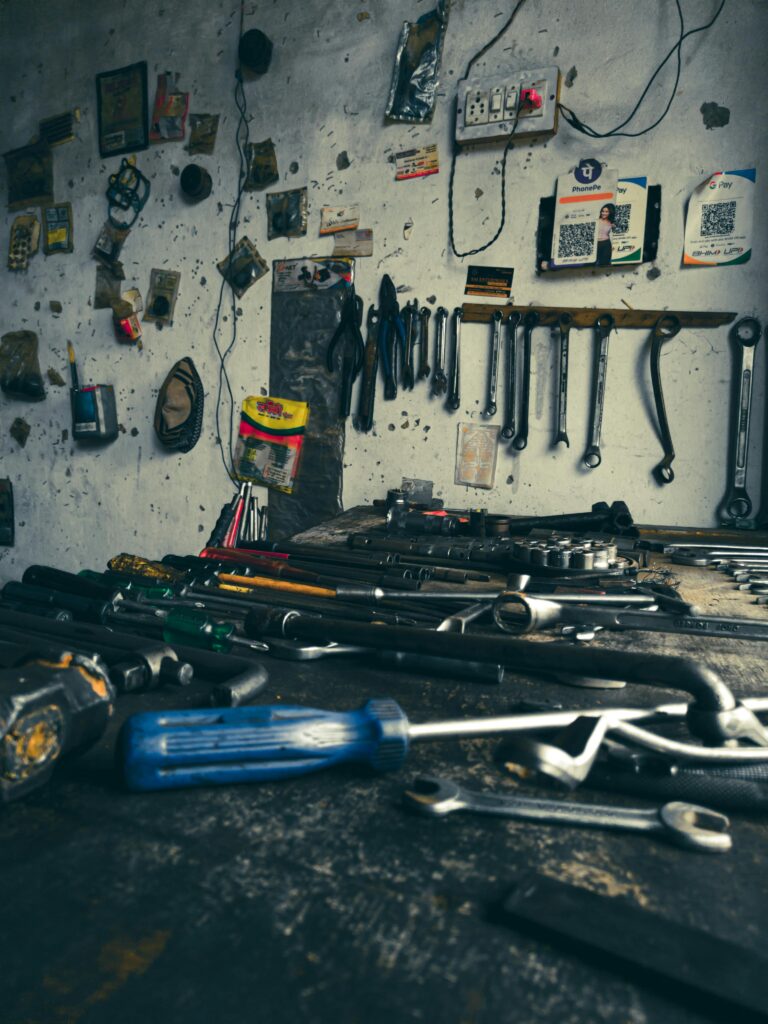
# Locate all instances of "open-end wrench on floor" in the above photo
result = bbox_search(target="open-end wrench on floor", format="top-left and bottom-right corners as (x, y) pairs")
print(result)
(356, 306), (380, 433)
(417, 307), (431, 380)
(649, 313), (681, 484)
(432, 307), (449, 397)
(722, 317), (762, 522)
(447, 307), (463, 411)
(583, 313), (615, 469)
(512, 310), (539, 451)
(403, 775), (731, 852)
(484, 310), (503, 417)
(501, 311), (521, 441)
(554, 312), (573, 447)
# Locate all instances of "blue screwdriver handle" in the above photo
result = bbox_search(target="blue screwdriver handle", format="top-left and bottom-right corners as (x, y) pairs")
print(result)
(120, 699), (410, 791)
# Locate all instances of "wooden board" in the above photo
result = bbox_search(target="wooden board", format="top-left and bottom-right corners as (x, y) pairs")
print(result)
(461, 303), (738, 329)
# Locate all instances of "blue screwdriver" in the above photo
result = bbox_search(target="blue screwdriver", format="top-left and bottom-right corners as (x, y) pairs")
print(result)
(120, 699), (529, 792)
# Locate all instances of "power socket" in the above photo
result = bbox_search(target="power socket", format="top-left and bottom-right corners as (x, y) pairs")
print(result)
(455, 66), (560, 147)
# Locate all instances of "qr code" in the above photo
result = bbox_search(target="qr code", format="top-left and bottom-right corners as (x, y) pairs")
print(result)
(557, 221), (595, 258)
(612, 204), (630, 235)
(701, 201), (736, 237)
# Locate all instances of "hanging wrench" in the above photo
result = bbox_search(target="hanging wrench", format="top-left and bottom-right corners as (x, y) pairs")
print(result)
(402, 299), (418, 391)
(403, 775), (731, 852)
(501, 311), (521, 441)
(417, 307), (431, 380)
(554, 312), (573, 447)
(649, 314), (682, 484)
(484, 310), (503, 417)
(355, 306), (380, 433)
(512, 310), (539, 451)
(722, 317), (762, 522)
(431, 307), (449, 397)
(447, 307), (463, 411)
(583, 313), (615, 469)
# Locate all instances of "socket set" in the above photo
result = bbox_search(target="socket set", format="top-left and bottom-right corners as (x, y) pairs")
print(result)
(507, 534), (637, 578)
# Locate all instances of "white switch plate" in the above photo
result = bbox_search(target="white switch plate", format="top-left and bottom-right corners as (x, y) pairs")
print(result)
(455, 66), (561, 147)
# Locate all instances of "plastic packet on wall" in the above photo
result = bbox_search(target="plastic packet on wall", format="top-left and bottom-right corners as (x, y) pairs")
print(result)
(234, 395), (310, 493)
(245, 139), (279, 190)
(188, 113), (220, 155)
(144, 269), (181, 325)
(385, 1), (449, 123)
(217, 236), (269, 298)
(0, 331), (46, 401)
(150, 72), (189, 142)
(266, 187), (308, 239)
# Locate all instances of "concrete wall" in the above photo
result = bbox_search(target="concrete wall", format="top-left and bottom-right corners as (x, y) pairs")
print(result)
(0, 0), (765, 579)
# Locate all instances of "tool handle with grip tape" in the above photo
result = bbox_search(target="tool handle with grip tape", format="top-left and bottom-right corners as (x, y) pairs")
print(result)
(120, 699), (409, 791)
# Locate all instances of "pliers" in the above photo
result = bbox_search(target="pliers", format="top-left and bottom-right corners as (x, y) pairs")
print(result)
(378, 275), (407, 400)
(326, 285), (365, 419)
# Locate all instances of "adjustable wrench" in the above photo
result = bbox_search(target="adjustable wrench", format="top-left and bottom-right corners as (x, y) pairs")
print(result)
(583, 313), (615, 469)
(402, 299), (418, 391)
(554, 312), (573, 447)
(431, 307), (449, 397)
(356, 306), (380, 433)
(484, 310), (503, 417)
(417, 307), (431, 380)
(512, 310), (539, 451)
(722, 317), (762, 522)
(403, 776), (731, 852)
(649, 314), (682, 484)
(501, 311), (521, 441)
(447, 307), (463, 411)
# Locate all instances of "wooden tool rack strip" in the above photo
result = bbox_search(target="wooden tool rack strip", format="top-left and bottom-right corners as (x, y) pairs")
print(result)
(461, 304), (737, 329)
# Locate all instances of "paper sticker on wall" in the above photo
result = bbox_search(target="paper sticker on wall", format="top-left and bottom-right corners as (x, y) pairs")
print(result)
(683, 169), (755, 267)
(320, 205), (360, 235)
(332, 229), (373, 257)
(610, 178), (647, 264)
(550, 159), (617, 268)
(395, 144), (439, 181)
(455, 422), (499, 489)
(464, 265), (514, 298)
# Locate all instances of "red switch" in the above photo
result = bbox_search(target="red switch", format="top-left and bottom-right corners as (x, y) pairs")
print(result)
(520, 87), (543, 112)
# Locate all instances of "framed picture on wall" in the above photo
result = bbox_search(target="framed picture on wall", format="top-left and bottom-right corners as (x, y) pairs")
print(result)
(96, 61), (149, 158)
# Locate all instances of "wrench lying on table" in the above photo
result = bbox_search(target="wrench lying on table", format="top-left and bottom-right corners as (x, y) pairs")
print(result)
(649, 313), (682, 484)
(722, 316), (762, 524)
(583, 313), (615, 469)
(403, 775), (731, 852)
(501, 311), (522, 441)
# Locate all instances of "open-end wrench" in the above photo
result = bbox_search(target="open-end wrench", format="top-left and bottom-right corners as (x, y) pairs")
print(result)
(402, 299), (418, 391)
(649, 314), (682, 484)
(447, 307), (463, 411)
(356, 306), (380, 433)
(583, 313), (615, 469)
(484, 310), (503, 417)
(431, 307), (449, 397)
(554, 312), (573, 447)
(501, 311), (521, 441)
(403, 775), (731, 852)
(417, 307), (431, 380)
(722, 317), (762, 522)
(512, 310), (539, 451)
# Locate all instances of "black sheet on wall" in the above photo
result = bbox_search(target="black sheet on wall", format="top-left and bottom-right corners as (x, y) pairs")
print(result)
(267, 258), (353, 540)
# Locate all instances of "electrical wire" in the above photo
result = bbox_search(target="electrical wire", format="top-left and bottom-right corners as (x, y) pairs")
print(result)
(558, 0), (727, 139)
(212, 3), (250, 481)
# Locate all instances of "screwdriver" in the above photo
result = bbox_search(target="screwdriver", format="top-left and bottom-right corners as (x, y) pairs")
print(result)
(114, 604), (268, 654)
(120, 698), (556, 792)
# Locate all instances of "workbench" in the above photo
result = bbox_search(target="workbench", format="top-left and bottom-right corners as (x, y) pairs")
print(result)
(2, 508), (767, 1024)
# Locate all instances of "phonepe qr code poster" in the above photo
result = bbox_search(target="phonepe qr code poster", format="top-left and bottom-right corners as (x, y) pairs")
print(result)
(684, 169), (755, 267)
(550, 159), (619, 269)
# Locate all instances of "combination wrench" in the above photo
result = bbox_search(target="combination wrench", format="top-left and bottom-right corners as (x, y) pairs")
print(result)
(512, 310), (539, 451)
(722, 316), (762, 522)
(355, 306), (380, 433)
(484, 310), (503, 417)
(649, 314), (682, 484)
(447, 307), (463, 411)
(583, 313), (615, 469)
(403, 775), (731, 852)
(554, 311), (573, 447)
(431, 306), (448, 397)
(417, 306), (431, 380)
(402, 299), (418, 391)
(501, 312), (521, 441)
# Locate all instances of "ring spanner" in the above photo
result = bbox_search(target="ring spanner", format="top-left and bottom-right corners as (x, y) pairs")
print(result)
(403, 775), (731, 852)
(484, 310), (502, 417)
(649, 313), (681, 484)
(512, 310), (539, 451)
(554, 312), (572, 447)
(583, 313), (615, 469)
(447, 307), (463, 411)
(722, 316), (761, 523)
(501, 311), (521, 440)
(431, 306), (448, 396)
